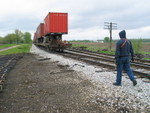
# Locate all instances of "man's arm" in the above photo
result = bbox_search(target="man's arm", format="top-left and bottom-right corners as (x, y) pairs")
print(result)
(115, 41), (121, 58)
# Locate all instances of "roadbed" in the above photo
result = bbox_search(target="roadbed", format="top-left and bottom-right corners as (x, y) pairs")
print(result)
(0, 44), (150, 113)
(0, 53), (102, 113)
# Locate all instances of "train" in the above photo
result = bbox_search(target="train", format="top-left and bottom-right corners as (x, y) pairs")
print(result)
(33, 12), (72, 52)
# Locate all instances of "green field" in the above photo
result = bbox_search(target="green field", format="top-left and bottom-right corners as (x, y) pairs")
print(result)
(71, 41), (150, 60)
(72, 43), (115, 55)
(0, 44), (32, 55)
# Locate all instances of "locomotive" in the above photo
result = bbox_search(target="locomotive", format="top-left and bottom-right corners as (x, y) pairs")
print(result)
(33, 12), (72, 51)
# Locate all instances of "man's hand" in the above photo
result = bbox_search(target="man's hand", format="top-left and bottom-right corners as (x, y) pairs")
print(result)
(115, 59), (118, 65)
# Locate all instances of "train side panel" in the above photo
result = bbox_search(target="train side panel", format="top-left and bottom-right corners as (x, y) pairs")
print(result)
(33, 33), (37, 43)
(44, 12), (68, 35)
(36, 23), (44, 38)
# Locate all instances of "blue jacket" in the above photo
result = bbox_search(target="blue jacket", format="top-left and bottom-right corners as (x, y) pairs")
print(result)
(115, 30), (134, 58)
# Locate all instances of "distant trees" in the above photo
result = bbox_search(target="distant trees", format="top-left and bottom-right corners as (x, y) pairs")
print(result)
(104, 37), (110, 43)
(70, 40), (94, 42)
(4, 33), (17, 44)
(0, 29), (32, 44)
(0, 36), (5, 44)
(15, 29), (24, 44)
(24, 32), (32, 43)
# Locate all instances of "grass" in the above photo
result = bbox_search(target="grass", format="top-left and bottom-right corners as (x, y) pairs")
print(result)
(140, 51), (150, 54)
(97, 50), (115, 55)
(143, 58), (150, 60)
(72, 43), (115, 55)
(72, 43), (150, 61)
(72, 42), (150, 59)
(0, 44), (17, 49)
(138, 51), (150, 60)
(0, 44), (32, 55)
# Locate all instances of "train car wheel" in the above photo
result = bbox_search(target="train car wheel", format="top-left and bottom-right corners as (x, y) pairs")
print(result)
(46, 46), (50, 51)
(61, 49), (64, 52)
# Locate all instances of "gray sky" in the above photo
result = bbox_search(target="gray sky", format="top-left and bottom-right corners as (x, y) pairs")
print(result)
(0, 0), (150, 40)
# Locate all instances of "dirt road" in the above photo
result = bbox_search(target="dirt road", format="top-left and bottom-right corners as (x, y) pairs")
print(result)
(0, 54), (102, 113)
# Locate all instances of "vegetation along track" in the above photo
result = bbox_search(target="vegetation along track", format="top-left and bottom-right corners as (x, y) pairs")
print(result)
(59, 48), (150, 79)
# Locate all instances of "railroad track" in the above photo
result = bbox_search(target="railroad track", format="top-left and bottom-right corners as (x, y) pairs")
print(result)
(65, 49), (150, 70)
(34, 46), (150, 79)
(59, 48), (150, 79)
(67, 48), (150, 65)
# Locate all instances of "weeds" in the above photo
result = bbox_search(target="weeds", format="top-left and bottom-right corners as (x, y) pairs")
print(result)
(131, 39), (143, 54)
(72, 43), (115, 55)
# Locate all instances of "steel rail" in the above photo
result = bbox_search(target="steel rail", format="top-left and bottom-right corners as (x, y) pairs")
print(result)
(64, 50), (150, 71)
(61, 51), (150, 79)
(37, 46), (150, 79)
(67, 48), (150, 64)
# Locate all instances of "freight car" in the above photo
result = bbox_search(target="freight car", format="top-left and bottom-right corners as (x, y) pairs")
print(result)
(33, 12), (72, 51)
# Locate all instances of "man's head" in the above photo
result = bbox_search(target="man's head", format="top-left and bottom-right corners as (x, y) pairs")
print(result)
(119, 30), (126, 38)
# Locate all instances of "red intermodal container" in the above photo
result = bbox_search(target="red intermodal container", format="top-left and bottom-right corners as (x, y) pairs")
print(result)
(44, 12), (68, 35)
(36, 23), (44, 38)
(33, 32), (37, 40)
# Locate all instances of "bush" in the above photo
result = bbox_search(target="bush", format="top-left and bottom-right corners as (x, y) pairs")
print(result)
(132, 39), (142, 54)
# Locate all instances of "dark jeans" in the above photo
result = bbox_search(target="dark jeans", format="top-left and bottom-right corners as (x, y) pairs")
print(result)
(116, 57), (135, 85)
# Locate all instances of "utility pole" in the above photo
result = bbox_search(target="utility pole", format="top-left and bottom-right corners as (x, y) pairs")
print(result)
(104, 22), (117, 51)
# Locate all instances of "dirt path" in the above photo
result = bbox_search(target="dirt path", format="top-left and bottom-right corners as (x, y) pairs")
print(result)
(0, 54), (101, 113)
(0, 45), (20, 52)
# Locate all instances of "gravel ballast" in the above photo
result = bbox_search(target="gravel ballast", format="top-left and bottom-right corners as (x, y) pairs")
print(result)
(30, 45), (150, 113)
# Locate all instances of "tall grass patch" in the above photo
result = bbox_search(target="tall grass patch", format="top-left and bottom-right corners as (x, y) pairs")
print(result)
(132, 39), (143, 54)
(72, 43), (115, 55)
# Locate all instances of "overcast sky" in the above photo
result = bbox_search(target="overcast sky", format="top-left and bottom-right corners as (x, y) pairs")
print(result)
(0, 0), (150, 40)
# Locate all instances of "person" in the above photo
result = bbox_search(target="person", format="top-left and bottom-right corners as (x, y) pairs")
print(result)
(113, 30), (137, 86)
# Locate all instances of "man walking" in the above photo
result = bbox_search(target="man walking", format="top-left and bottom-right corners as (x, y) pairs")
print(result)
(113, 30), (137, 86)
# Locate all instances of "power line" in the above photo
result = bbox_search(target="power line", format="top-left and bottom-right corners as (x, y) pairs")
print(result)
(104, 22), (117, 50)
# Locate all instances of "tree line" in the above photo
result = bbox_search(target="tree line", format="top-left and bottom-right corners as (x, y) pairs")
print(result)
(0, 29), (32, 44)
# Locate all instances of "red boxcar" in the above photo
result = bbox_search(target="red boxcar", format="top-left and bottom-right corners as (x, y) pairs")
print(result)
(33, 33), (37, 41)
(44, 12), (68, 35)
(36, 23), (44, 38)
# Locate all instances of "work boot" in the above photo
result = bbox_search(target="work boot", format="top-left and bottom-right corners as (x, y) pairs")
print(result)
(113, 82), (121, 86)
(132, 80), (137, 86)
